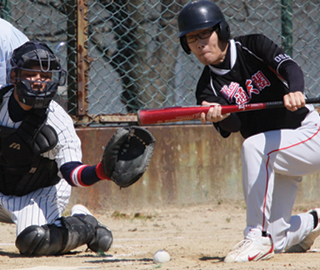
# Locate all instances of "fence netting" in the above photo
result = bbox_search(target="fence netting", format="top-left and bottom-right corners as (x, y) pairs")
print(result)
(2, 0), (320, 125)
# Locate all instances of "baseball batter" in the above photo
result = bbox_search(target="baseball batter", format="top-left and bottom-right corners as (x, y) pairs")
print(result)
(178, 0), (320, 263)
(0, 41), (116, 256)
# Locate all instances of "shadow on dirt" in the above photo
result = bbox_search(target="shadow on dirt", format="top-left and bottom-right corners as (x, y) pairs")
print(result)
(199, 256), (225, 263)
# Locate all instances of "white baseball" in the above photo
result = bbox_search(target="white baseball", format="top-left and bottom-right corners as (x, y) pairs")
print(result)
(153, 250), (171, 263)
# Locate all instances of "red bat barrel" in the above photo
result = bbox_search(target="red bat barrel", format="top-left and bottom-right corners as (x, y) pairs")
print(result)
(137, 98), (320, 125)
(138, 106), (207, 125)
(137, 103), (268, 125)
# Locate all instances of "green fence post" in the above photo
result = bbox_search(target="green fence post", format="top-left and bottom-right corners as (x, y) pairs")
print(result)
(1, 0), (10, 21)
(281, 0), (293, 57)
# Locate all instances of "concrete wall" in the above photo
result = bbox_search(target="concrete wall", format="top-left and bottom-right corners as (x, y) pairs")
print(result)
(70, 125), (320, 212)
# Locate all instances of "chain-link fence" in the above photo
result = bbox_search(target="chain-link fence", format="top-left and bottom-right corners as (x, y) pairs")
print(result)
(2, 0), (320, 125)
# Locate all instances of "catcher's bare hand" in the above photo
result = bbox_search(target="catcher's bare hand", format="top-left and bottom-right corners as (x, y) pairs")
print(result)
(200, 101), (230, 124)
(283, 92), (305, 112)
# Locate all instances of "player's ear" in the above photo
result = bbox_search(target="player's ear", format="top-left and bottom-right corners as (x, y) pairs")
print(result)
(10, 69), (16, 84)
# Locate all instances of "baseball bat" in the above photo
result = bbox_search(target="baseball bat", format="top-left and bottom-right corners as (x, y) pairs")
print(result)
(137, 97), (320, 125)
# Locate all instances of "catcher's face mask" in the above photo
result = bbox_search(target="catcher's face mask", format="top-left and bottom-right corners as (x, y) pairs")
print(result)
(11, 41), (66, 109)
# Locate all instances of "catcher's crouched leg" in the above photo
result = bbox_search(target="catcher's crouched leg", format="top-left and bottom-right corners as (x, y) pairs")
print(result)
(78, 214), (113, 252)
(16, 215), (113, 256)
(15, 224), (65, 255)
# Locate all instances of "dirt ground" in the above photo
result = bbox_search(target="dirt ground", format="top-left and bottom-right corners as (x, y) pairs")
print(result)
(1, 201), (320, 270)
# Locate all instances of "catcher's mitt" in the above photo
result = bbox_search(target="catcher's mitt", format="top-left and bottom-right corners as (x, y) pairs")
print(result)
(102, 126), (156, 188)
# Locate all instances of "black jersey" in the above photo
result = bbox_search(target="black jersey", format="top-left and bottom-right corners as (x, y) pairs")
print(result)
(196, 34), (309, 138)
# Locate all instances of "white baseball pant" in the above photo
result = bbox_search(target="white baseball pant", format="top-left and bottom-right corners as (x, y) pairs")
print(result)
(242, 110), (320, 252)
(0, 179), (71, 235)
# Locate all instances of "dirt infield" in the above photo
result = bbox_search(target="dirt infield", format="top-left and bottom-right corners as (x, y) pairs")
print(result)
(1, 201), (320, 270)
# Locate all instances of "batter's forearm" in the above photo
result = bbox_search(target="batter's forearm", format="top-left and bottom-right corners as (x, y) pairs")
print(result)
(278, 60), (304, 93)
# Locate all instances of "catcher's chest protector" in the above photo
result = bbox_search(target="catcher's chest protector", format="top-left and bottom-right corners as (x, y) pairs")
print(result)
(0, 109), (59, 196)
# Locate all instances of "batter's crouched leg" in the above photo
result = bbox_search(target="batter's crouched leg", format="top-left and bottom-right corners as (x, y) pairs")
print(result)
(16, 215), (113, 256)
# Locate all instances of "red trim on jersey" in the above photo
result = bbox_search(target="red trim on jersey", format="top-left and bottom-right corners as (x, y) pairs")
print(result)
(262, 125), (320, 231)
(70, 165), (90, 187)
(96, 162), (111, 180)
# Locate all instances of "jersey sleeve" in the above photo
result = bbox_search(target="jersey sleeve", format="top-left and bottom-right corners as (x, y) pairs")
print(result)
(44, 102), (82, 169)
(60, 161), (111, 187)
(45, 102), (112, 187)
(236, 34), (304, 93)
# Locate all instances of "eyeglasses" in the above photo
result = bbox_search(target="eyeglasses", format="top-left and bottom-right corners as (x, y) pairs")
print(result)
(186, 27), (217, 44)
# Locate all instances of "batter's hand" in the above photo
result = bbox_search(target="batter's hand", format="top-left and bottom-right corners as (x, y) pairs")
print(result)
(200, 101), (230, 124)
(283, 92), (306, 112)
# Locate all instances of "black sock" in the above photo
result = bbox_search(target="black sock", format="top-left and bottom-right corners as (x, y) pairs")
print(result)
(310, 211), (318, 229)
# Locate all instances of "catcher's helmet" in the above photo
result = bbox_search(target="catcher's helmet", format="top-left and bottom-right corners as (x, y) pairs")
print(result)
(11, 41), (66, 109)
(178, 0), (230, 54)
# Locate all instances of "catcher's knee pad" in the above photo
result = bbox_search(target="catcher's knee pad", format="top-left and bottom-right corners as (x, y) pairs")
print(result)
(61, 215), (113, 253)
(16, 224), (64, 256)
(84, 215), (113, 252)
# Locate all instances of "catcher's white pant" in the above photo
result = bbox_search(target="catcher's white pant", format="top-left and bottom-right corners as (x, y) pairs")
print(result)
(242, 110), (320, 252)
(0, 179), (71, 235)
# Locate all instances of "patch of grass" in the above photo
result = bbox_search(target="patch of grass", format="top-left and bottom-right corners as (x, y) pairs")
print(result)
(131, 212), (157, 221)
(111, 210), (157, 221)
(111, 210), (129, 219)
(62, 210), (71, 217)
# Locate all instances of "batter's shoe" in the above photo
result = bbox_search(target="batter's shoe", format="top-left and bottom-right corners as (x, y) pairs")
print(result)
(286, 208), (320, 253)
(71, 204), (113, 252)
(224, 229), (274, 263)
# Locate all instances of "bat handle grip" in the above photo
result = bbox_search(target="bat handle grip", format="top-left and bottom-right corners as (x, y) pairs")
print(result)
(265, 97), (320, 109)
(264, 101), (284, 109)
(305, 97), (320, 104)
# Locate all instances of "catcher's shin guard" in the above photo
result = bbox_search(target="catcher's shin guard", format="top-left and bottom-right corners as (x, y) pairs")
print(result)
(16, 215), (113, 256)
(61, 214), (113, 253)
(16, 224), (65, 256)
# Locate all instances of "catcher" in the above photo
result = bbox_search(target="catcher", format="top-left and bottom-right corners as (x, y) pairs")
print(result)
(0, 41), (155, 256)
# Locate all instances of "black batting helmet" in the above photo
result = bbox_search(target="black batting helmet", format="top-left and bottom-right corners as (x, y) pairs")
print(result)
(11, 41), (66, 109)
(178, 0), (230, 54)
